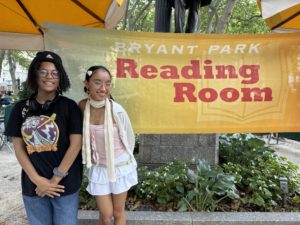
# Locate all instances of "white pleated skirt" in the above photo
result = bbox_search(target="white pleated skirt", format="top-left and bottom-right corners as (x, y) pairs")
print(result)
(86, 152), (138, 196)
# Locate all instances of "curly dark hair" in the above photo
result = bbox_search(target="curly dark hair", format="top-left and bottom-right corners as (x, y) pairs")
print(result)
(27, 52), (70, 94)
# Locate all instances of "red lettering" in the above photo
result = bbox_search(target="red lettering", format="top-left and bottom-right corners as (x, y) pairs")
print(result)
(140, 65), (157, 79)
(116, 58), (261, 84)
(241, 87), (273, 101)
(198, 88), (218, 102)
(215, 65), (238, 79)
(239, 65), (260, 84)
(181, 60), (201, 79)
(116, 58), (139, 78)
(160, 65), (180, 79)
(173, 84), (273, 103)
(173, 83), (197, 102)
(203, 59), (214, 79)
(220, 88), (239, 102)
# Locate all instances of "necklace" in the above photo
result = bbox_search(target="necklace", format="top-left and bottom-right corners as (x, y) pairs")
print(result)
(89, 98), (105, 108)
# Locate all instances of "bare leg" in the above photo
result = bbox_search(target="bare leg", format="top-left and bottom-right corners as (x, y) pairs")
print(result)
(112, 192), (128, 225)
(96, 194), (113, 225)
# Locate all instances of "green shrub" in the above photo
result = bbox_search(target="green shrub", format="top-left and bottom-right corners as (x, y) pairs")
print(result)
(177, 159), (239, 212)
(78, 133), (300, 212)
(131, 160), (188, 205)
(220, 134), (300, 211)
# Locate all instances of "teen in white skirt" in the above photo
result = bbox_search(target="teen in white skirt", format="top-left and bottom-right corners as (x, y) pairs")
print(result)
(79, 65), (138, 225)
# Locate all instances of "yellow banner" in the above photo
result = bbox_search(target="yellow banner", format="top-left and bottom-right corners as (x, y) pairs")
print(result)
(44, 23), (300, 134)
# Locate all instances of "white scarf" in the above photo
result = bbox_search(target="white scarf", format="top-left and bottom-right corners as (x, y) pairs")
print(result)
(82, 98), (116, 182)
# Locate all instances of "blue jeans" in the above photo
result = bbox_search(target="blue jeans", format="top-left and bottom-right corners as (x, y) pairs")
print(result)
(23, 191), (79, 225)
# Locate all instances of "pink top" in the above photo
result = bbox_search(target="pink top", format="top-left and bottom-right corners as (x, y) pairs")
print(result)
(90, 124), (126, 165)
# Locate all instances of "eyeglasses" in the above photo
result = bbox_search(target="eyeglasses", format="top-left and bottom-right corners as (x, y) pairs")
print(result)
(91, 80), (112, 89)
(37, 69), (60, 79)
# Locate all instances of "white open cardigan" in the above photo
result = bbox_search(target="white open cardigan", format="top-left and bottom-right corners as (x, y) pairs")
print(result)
(82, 100), (137, 175)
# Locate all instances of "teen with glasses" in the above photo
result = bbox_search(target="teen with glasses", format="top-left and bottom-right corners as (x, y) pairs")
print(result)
(5, 51), (83, 225)
(79, 66), (137, 225)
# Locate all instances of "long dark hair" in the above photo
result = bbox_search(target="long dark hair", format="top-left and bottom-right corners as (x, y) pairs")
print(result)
(27, 51), (70, 94)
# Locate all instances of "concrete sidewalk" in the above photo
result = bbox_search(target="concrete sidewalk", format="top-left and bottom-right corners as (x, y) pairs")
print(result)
(0, 148), (27, 225)
(264, 136), (300, 171)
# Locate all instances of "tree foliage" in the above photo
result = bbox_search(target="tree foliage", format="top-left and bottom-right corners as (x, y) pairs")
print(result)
(0, 50), (5, 75)
(118, 0), (155, 32)
(118, 0), (271, 34)
(0, 50), (34, 96)
(225, 0), (271, 34)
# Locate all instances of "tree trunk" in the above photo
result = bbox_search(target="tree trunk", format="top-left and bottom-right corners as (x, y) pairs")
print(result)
(215, 0), (238, 34)
(7, 50), (18, 95)
(121, 0), (130, 30)
(132, 0), (153, 31)
(0, 50), (6, 77)
(127, 0), (140, 31)
(206, 0), (222, 34)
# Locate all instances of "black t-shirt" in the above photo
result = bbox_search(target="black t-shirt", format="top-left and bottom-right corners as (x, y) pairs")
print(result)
(5, 96), (83, 197)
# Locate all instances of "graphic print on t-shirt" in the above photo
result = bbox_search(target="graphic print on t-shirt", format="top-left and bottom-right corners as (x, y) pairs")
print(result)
(21, 113), (59, 154)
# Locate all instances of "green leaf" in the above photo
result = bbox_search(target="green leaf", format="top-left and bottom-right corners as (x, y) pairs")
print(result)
(253, 194), (265, 207)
